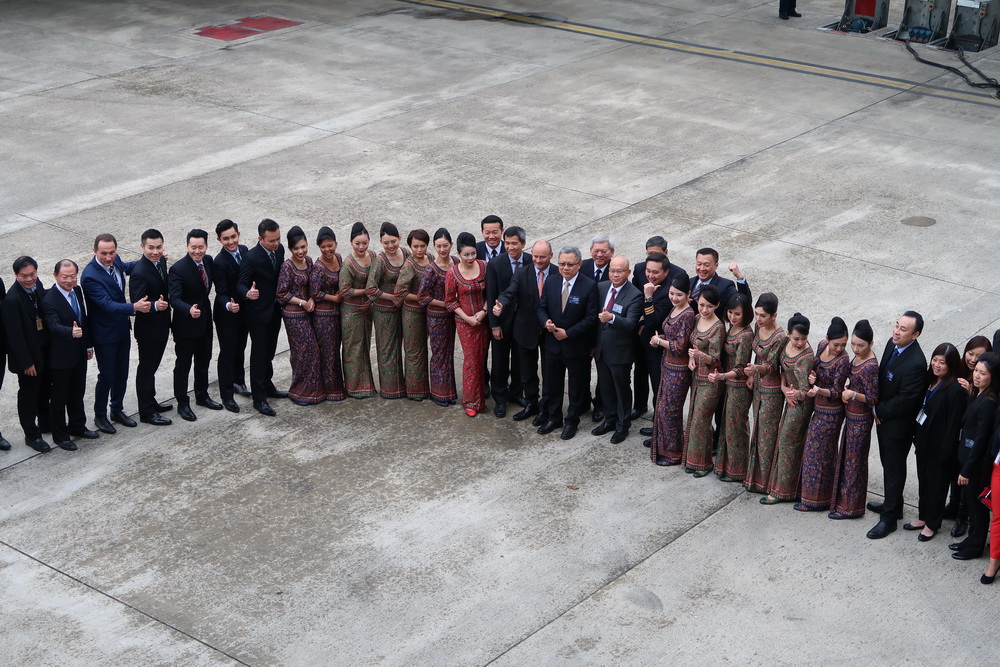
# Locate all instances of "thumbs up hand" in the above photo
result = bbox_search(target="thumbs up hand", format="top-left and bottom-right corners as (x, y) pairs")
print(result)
(492, 299), (503, 317)
(229, 298), (240, 313)
(72, 321), (83, 338)
(247, 281), (259, 300)
(190, 303), (201, 319)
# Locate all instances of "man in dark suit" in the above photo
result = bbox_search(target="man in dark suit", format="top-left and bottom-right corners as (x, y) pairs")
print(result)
(41, 259), (99, 450)
(81, 233), (148, 434)
(580, 234), (615, 422)
(0, 275), (8, 451)
(592, 256), (643, 444)
(213, 219), (251, 413)
(2, 256), (52, 452)
(867, 311), (928, 539)
(129, 229), (173, 426)
(486, 226), (527, 418)
(493, 239), (553, 424)
(689, 247), (752, 317)
(635, 252), (684, 438)
(535, 245), (599, 440)
(631, 241), (685, 421)
(237, 218), (287, 416)
(169, 229), (223, 421)
(476, 214), (505, 262)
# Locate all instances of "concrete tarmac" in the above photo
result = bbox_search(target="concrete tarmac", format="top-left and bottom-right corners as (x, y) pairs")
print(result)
(2, 0), (999, 664)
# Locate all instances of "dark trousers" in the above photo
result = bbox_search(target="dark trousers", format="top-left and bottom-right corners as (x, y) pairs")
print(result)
(490, 334), (522, 405)
(915, 443), (952, 530)
(543, 351), (590, 427)
(93, 338), (130, 417)
(961, 464), (990, 555)
(17, 371), (50, 440)
(174, 332), (213, 405)
(644, 345), (663, 407)
(633, 335), (650, 410)
(136, 338), (167, 418)
(518, 336), (548, 415)
(248, 311), (281, 403)
(50, 363), (87, 443)
(779, 0), (796, 13)
(876, 425), (912, 522)
(597, 357), (632, 431)
(216, 318), (248, 400)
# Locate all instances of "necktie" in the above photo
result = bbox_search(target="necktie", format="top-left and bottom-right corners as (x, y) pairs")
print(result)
(561, 280), (570, 312)
(537, 270), (545, 297)
(595, 268), (602, 282)
(198, 263), (209, 291)
(607, 287), (617, 311)
(28, 288), (38, 311)
(234, 251), (242, 265)
(887, 347), (901, 370)
(108, 266), (120, 290)
(158, 261), (166, 283)
(269, 251), (277, 270)
(69, 289), (82, 321)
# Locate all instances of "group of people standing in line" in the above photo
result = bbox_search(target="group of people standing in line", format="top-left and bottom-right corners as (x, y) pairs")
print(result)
(1, 215), (998, 586)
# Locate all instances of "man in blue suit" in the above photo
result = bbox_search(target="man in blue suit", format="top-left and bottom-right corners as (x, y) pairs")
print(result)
(535, 245), (598, 440)
(81, 233), (149, 434)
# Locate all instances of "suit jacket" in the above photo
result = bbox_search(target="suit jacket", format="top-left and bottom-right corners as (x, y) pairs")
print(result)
(633, 261), (686, 342)
(580, 258), (612, 285)
(690, 274), (751, 317)
(875, 339), (928, 440)
(237, 242), (284, 325)
(497, 263), (548, 350)
(41, 285), (92, 370)
(486, 253), (526, 332)
(912, 379), (967, 459)
(632, 259), (685, 292)
(129, 255), (171, 342)
(2, 281), (48, 374)
(594, 281), (642, 366)
(958, 391), (999, 477)
(0, 276), (6, 359)
(81, 256), (134, 344)
(476, 241), (505, 262)
(213, 244), (249, 328)
(169, 255), (214, 339)
(536, 273), (598, 357)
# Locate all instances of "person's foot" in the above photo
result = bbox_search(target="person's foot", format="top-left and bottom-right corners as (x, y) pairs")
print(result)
(71, 429), (100, 440)
(513, 403), (538, 421)
(55, 440), (78, 451)
(591, 410), (604, 423)
(157, 402), (173, 412)
(177, 404), (197, 422)
(560, 424), (577, 440)
(536, 420), (562, 435)
(982, 560), (1000, 584)
(828, 511), (858, 520)
(866, 501), (884, 513)
(629, 407), (647, 421)
(951, 517), (968, 537)
(903, 521), (925, 531)
(110, 411), (137, 428)
(779, 12), (789, 19)
(788, 10), (802, 16)
(952, 550), (983, 561)
(254, 401), (276, 417)
(223, 398), (241, 413)
(610, 429), (628, 444)
(0, 434), (10, 451)
(465, 408), (478, 417)
(196, 397), (224, 410)
(639, 427), (653, 437)
(692, 470), (710, 478)
(918, 528), (936, 542)
(94, 416), (116, 434)
(493, 402), (506, 418)
(25, 438), (52, 453)
(866, 520), (897, 539)
(759, 496), (782, 505)
(267, 388), (289, 399)
(591, 421), (615, 436)
(531, 414), (548, 427)
(139, 413), (172, 426)
(234, 383), (252, 397)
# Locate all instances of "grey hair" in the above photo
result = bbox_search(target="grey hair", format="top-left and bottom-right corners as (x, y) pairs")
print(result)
(590, 234), (615, 251)
(558, 246), (582, 263)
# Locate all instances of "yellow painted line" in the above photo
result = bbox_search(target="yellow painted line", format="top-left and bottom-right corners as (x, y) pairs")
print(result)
(400, 0), (1000, 107)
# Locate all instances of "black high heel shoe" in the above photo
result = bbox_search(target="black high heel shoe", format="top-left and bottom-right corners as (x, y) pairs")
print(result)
(981, 570), (997, 585)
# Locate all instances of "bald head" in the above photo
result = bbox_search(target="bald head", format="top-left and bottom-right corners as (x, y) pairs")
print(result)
(608, 255), (630, 287)
(530, 240), (553, 271)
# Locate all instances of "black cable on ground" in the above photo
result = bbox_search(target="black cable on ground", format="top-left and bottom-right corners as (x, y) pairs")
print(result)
(902, 38), (1000, 99)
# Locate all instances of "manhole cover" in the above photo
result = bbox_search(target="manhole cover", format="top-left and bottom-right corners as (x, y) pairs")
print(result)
(901, 216), (936, 227)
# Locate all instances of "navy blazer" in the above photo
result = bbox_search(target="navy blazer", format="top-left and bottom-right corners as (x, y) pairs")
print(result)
(536, 273), (598, 357)
(237, 242), (284, 325)
(2, 281), (48, 374)
(213, 244), (249, 327)
(875, 339), (929, 440)
(129, 255), (171, 342)
(690, 273), (751, 317)
(169, 255), (214, 339)
(594, 281), (642, 366)
(486, 252), (525, 332)
(497, 263), (549, 350)
(476, 240), (505, 262)
(41, 285), (92, 370)
(81, 255), (135, 345)
(580, 258), (612, 285)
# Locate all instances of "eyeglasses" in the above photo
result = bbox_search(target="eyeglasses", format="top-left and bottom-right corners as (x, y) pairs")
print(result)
(557, 261), (579, 268)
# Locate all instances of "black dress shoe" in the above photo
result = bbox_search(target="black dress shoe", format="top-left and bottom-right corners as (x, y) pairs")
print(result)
(0, 435), (10, 451)
(267, 388), (289, 399)
(592, 410), (604, 423)
(56, 440), (78, 451)
(254, 401), (276, 417)
(779, 12), (789, 19)
(952, 550), (983, 561)
(177, 404), (197, 422)
(513, 403), (539, 421)
(643, 438), (652, 447)
(511, 395), (528, 408)
(531, 414), (548, 427)
(110, 411), (137, 428)
(951, 517), (968, 538)
(493, 402), (507, 418)
(917, 531), (936, 542)
(949, 542), (964, 551)
(866, 501), (884, 513)
(25, 438), (52, 453)
(71, 429), (100, 440)
(196, 397), (224, 410)
(537, 420), (562, 435)
(591, 421), (615, 436)
(788, 10), (802, 16)
(95, 416), (116, 435)
(629, 407), (647, 421)
(560, 424), (577, 440)
(610, 429), (628, 444)
(140, 413), (172, 426)
(903, 522), (923, 531)
(224, 398), (241, 413)
(640, 427), (653, 437)
(157, 402), (173, 412)
(234, 383), (252, 397)
(866, 521), (897, 539)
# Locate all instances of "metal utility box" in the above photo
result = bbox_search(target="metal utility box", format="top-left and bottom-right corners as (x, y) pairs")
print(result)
(837, 0), (892, 32)
(892, 0), (951, 42)
(948, 0), (1000, 51)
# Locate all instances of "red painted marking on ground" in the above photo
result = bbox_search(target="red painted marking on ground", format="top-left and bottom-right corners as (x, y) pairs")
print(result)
(195, 25), (260, 41)
(237, 16), (301, 31)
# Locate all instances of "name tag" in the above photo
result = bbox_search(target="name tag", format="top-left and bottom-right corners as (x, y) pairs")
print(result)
(964, 438), (975, 449)
(612, 303), (623, 314)
(36, 318), (44, 331)
(916, 409), (927, 425)
(886, 371), (894, 382)
(568, 295), (581, 305)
